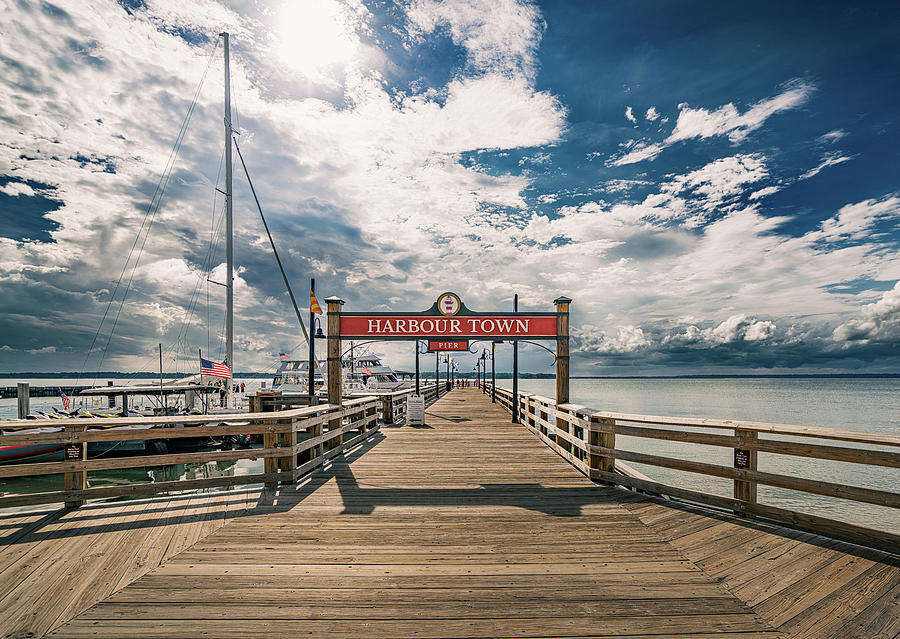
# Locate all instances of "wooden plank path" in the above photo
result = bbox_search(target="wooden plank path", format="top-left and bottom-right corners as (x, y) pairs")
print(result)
(0, 388), (896, 638)
(0, 486), (263, 637)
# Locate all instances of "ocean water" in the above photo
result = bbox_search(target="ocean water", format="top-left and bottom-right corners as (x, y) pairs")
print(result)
(2, 376), (898, 534)
(511, 377), (900, 533)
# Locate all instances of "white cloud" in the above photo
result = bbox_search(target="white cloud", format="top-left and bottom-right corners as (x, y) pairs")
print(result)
(406, 0), (544, 77)
(608, 140), (665, 166)
(749, 185), (780, 200)
(663, 153), (768, 211)
(662, 316), (776, 345)
(0, 0), (572, 371)
(645, 106), (660, 121)
(811, 196), (900, 242)
(575, 324), (649, 354)
(519, 151), (551, 166)
(818, 129), (847, 144)
(0, 182), (36, 197)
(608, 80), (814, 166)
(602, 178), (651, 193)
(662, 324), (703, 345)
(833, 282), (900, 343)
(25, 346), (57, 354)
(799, 153), (851, 180)
(0, 4), (897, 375)
(707, 315), (776, 343)
(625, 106), (636, 123)
(668, 79), (814, 144)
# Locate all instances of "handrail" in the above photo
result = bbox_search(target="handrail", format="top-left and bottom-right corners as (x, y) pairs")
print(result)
(485, 383), (900, 554)
(0, 383), (450, 510)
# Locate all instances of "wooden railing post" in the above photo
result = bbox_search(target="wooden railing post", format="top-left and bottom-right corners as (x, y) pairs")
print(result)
(263, 424), (278, 488)
(63, 424), (87, 508)
(734, 428), (758, 513)
(381, 395), (393, 425)
(523, 394), (532, 428)
(589, 416), (616, 484)
(366, 403), (377, 434)
(554, 296), (572, 454)
(306, 409), (322, 462)
(325, 296), (344, 450)
(279, 418), (297, 484)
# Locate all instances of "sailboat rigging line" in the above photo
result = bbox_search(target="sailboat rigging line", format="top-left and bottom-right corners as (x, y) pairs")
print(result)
(171, 197), (227, 368)
(80, 38), (222, 383)
(202, 143), (227, 365)
(232, 137), (312, 349)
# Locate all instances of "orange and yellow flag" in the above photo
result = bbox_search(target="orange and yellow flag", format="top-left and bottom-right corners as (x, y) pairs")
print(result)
(310, 289), (323, 315)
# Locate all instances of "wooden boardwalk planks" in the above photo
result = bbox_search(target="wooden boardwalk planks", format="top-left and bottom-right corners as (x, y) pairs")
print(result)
(1, 388), (894, 638)
(620, 483), (900, 637)
(50, 389), (778, 638)
(0, 487), (261, 637)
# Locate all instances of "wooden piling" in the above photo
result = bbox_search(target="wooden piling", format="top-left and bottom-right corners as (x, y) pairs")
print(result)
(17, 382), (29, 419)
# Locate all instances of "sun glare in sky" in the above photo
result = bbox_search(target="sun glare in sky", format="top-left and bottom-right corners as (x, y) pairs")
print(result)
(277, 0), (358, 77)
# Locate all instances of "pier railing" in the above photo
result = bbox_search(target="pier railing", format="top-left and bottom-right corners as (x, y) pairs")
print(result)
(0, 384), (445, 510)
(486, 383), (900, 553)
(349, 383), (442, 425)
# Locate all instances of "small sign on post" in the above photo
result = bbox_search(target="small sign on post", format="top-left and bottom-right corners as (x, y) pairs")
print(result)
(734, 449), (750, 469)
(407, 394), (425, 426)
(427, 340), (468, 352)
(64, 444), (82, 461)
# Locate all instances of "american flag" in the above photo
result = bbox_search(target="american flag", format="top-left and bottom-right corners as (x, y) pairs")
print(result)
(200, 357), (231, 379)
(59, 390), (70, 410)
(279, 352), (290, 360)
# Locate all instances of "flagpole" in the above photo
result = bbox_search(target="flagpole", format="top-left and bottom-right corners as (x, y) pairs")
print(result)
(199, 348), (205, 413)
(159, 343), (164, 413)
(309, 278), (316, 405)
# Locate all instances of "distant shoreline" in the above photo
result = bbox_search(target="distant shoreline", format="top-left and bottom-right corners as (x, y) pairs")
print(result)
(1, 372), (898, 380)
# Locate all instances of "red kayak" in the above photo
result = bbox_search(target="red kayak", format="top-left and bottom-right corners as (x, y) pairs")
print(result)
(0, 426), (65, 464)
(0, 443), (65, 463)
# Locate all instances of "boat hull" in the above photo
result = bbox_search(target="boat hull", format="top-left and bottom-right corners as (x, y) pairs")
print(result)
(0, 444), (65, 464)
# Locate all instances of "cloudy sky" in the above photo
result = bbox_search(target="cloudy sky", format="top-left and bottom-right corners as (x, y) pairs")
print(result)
(1, 0), (899, 375)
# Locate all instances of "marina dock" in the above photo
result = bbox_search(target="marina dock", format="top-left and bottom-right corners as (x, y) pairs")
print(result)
(0, 388), (897, 638)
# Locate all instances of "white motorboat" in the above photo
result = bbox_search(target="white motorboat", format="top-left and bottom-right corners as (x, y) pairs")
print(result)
(271, 353), (411, 394)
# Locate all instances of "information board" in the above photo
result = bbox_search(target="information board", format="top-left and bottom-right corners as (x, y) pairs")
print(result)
(407, 395), (425, 426)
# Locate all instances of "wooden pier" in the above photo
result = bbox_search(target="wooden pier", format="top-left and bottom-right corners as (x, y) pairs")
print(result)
(1, 388), (898, 638)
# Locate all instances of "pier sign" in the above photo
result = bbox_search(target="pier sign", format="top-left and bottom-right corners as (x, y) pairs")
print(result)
(339, 292), (557, 340)
(427, 340), (469, 352)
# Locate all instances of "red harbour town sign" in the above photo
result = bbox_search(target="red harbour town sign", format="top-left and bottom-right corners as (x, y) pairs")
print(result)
(338, 292), (557, 340)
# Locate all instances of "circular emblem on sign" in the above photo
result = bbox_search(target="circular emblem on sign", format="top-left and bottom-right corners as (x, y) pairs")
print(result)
(437, 292), (461, 316)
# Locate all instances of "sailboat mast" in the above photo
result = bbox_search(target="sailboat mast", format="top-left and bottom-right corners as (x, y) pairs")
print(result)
(222, 31), (234, 407)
